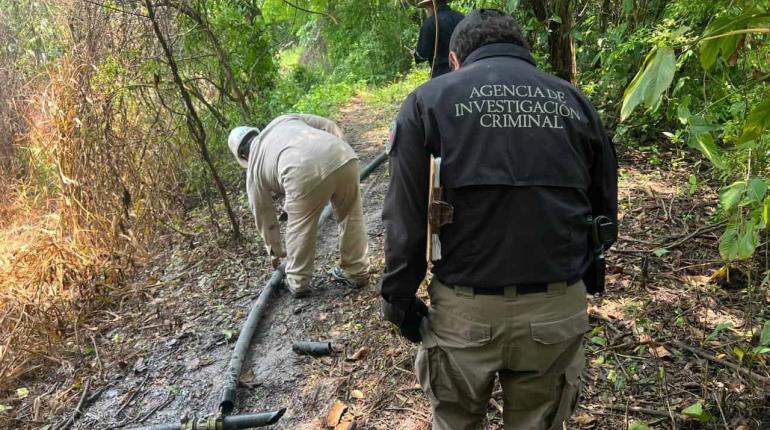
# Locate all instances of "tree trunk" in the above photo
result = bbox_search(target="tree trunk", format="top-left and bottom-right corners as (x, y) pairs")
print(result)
(549, 0), (576, 84)
(145, 0), (242, 240)
(600, 0), (612, 32)
(527, 0), (577, 84)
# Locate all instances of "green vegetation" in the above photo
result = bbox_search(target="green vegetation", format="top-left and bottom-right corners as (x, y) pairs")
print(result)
(1, 1), (770, 427)
(600, 1), (770, 263)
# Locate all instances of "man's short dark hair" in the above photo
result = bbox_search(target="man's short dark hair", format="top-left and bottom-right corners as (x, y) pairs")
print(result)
(449, 9), (528, 62)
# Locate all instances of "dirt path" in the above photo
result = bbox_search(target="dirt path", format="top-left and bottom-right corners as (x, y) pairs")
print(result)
(62, 95), (769, 430)
(71, 97), (395, 429)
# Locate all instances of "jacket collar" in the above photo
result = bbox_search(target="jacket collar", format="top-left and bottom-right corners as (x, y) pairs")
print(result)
(463, 43), (535, 67)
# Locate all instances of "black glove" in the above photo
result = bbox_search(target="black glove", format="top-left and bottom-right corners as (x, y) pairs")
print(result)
(401, 298), (429, 343)
(382, 297), (429, 343)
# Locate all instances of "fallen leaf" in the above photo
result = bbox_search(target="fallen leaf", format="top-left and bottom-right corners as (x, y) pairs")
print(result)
(689, 326), (705, 339)
(326, 401), (347, 427)
(637, 334), (654, 345)
(573, 413), (596, 425)
(683, 275), (711, 286)
(681, 401), (711, 423)
(348, 347), (371, 361)
(186, 358), (200, 371)
(708, 265), (729, 283)
(649, 345), (672, 359)
(350, 389), (365, 399)
(644, 185), (656, 198)
(239, 369), (256, 387)
(15, 388), (28, 399)
(133, 357), (146, 373)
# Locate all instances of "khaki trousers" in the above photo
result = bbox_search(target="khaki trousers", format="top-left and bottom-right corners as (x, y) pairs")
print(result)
(283, 159), (369, 290)
(416, 278), (588, 430)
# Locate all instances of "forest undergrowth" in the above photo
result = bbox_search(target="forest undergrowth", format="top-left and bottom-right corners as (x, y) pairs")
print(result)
(1, 79), (769, 430)
(1, 0), (770, 428)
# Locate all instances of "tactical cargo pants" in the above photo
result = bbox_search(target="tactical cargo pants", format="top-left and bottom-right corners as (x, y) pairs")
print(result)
(284, 159), (369, 290)
(416, 278), (589, 430)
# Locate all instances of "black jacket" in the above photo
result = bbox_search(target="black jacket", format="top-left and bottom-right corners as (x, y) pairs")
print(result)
(380, 43), (618, 312)
(414, 4), (465, 78)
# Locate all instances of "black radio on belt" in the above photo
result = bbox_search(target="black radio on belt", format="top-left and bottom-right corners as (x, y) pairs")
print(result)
(584, 215), (615, 295)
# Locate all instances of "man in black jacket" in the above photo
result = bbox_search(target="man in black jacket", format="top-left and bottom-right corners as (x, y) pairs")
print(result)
(414, 0), (464, 78)
(380, 9), (617, 429)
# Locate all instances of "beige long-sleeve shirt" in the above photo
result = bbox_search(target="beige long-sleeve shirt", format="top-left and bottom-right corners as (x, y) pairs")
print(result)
(246, 114), (357, 257)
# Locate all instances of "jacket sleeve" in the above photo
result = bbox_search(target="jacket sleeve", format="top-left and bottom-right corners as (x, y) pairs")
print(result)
(414, 18), (434, 64)
(588, 114), (619, 245)
(296, 113), (345, 140)
(379, 93), (431, 314)
(247, 169), (285, 258)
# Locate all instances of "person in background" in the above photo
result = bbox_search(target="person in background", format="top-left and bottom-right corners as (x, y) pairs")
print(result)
(228, 114), (370, 298)
(414, 0), (464, 78)
(380, 9), (617, 429)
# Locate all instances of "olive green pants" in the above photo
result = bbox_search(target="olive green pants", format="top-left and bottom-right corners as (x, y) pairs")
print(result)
(416, 278), (589, 430)
(283, 159), (369, 290)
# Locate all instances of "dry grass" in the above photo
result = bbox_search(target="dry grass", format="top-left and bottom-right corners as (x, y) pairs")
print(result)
(0, 188), (126, 389)
(0, 6), (184, 423)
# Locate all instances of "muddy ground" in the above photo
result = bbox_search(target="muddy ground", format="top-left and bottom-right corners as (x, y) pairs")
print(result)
(13, 94), (770, 429)
(68, 98), (402, 429)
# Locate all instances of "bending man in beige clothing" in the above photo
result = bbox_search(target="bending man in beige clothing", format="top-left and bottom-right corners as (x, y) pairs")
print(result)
(228, 114), (369, 297)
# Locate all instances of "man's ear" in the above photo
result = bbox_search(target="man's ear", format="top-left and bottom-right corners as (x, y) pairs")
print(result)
(449, 51), (462, 71)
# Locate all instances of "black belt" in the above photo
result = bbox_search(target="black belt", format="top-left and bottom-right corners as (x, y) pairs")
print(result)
(441, 277), (581, 296)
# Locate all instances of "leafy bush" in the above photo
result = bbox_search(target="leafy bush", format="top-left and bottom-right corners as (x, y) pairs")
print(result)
(579, 0), (770, 263)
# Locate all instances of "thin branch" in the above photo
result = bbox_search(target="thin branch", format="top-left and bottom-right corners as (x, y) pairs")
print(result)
(56, 378), (91, 430)
(669, 339), (770, 385)
(280, 0), (338, 24)
(185, 76), (240, 104)
(187, 85), (229, 128)
(602, 404), (688, 420)
(701, 28), (770, 41)
(179, 2), (251, 115)
(79, 0), (148, 18)
(145, 0), (241, 239)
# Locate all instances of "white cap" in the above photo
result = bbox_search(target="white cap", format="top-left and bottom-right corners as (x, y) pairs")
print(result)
(228, 126), (260, 168)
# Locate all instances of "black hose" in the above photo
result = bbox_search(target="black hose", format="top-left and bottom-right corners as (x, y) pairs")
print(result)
(225, 410), (285, 428)
(360, 152), (388, 179)
(128, 409), (286, 430)
(292, 341), (333, 356)
(220, 152), (388, 414)
(220, 266), (285, 415)
(131, 153), (388, 428)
